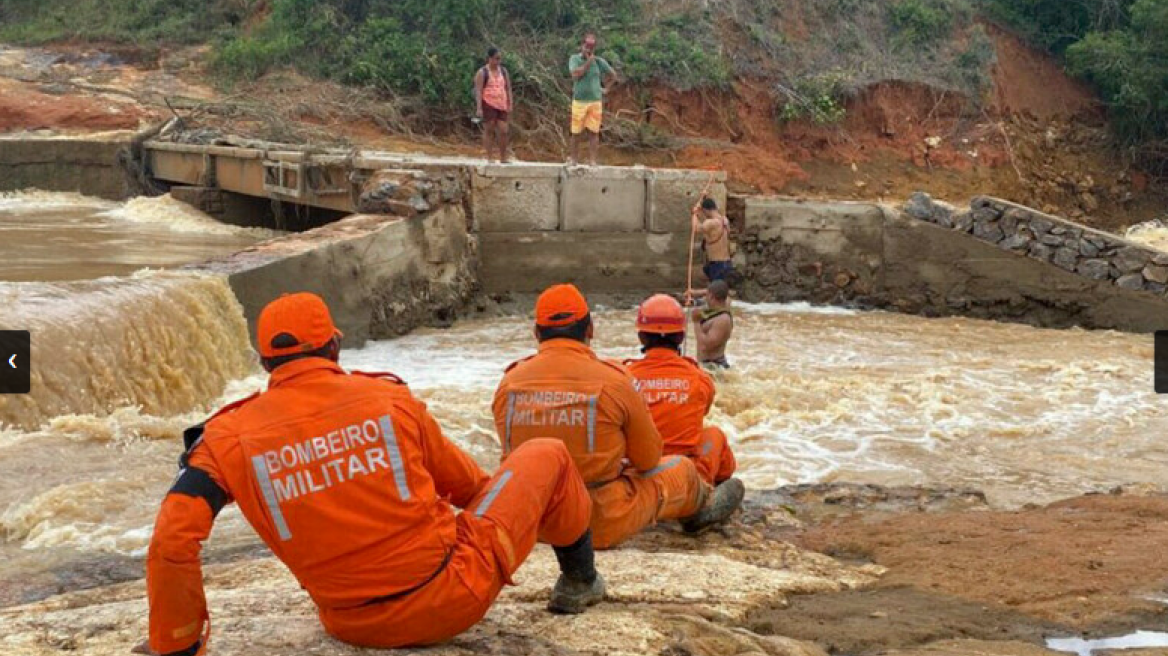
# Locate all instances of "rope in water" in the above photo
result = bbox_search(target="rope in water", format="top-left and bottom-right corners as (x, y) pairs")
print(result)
(684, 170), (718, 357)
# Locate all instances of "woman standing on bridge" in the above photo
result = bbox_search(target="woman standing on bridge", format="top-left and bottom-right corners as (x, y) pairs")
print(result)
(474, 47), (513, 164)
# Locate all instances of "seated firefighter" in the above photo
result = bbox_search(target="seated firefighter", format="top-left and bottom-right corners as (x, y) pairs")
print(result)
(491, 283), (744, 552)
(140, 293), (602, 656)
(624, 294), (739, 486)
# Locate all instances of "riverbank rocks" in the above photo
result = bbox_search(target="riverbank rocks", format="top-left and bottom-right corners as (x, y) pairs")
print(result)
(357, 169), (464, 217)
(904, 193), (1168, 299)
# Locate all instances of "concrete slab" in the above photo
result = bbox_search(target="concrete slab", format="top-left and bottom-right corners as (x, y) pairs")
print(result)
(648, 173), (728, 233)
(479, 231), (692, 293)
(561, 168), (647, 232)
(0, 137), (130, 199)
(745, 197), (886, 242)
(471, 166), (560, 232)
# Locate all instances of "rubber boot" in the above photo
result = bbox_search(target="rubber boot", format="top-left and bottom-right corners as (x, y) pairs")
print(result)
(548, 529), (606, 614)
(680, 477), (745, 535)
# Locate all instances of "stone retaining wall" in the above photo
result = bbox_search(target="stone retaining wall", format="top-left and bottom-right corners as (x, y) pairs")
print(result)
(906, 193), (1168, 296)
(741, 195), (1168, 332)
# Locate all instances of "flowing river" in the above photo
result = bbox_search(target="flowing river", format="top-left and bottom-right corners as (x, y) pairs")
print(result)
(0, 193), (1165, 646)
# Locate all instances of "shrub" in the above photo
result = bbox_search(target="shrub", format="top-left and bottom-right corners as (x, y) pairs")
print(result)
(889, 0), (964, 49)
(778, 71), (849, 125)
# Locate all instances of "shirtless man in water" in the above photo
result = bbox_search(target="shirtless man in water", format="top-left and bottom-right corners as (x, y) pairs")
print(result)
(694, 198), (734, 284)
(692, 280), (733, 369)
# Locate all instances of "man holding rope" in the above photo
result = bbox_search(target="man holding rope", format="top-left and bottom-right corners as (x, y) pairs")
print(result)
(693, 198), (735, 285)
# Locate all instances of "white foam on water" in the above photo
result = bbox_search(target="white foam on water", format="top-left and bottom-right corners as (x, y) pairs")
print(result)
(333, 308), (1168, 507)
(98, 193), (281, 238)
(0, 189), (117, 213)
(735, 301), (861, 316)
(1124, 219), (1168, 253)
(1047, 630), (1168, 656)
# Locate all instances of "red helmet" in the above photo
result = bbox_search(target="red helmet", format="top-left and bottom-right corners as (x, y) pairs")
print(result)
(636, 294), (686, 334)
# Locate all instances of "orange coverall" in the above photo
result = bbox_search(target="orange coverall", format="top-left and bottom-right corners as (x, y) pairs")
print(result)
(147, 358), (591, 653)
(492, 338), (707, 549)
(625, 348), (737, 484)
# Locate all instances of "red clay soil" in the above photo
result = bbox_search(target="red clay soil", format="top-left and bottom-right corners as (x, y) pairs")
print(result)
(0, 79), (146, 132)
(986, 22), (1100, 121)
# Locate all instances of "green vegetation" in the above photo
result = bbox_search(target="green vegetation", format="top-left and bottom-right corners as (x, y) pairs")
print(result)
(0, 0), (245, 45)
(212, 0), (731, 116)
(987, 0), (1168, 174)
(889, 0), (970, 49)
(778, 72), (849, 125)
(0, 0), (992, 134)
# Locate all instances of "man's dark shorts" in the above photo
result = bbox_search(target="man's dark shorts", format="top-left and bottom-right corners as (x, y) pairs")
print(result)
(483, 105), (509, 123)
(704, 260), (734, 284)
(701, 356), (731, 370)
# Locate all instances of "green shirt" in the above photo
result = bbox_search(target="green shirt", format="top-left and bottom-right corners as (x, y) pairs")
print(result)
(568, 53), (614, 103)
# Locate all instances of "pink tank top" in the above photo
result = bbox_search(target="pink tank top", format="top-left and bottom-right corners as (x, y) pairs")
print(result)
(482, 67), (509, 111)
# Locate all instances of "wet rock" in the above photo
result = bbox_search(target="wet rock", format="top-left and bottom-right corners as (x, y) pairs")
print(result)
(1115, 247), (1150, 273)
(904, 192), (953, 226)
(1077, 259), (1111, 280)
(971, 206), (999, 224)
(1117, 273), (1145, 290)
(1028, 243), (1054, 262)
(408, 195), (432, 213)
(1084, 234), (1108, 250)
(1001, 208), (1028, 234)
(1142, 265), (1168, 285)
(1039, 234), (1064, 247)
(952, 211), (974, 233)
(973, 221), (1004, 243)
(1079, 240), (1100, 258)
(1029, 217), (1055, 235)
(1050, 226), (1067, 236)
(1052, 248), (1079, 271)
(1000, 234), (1031, 251)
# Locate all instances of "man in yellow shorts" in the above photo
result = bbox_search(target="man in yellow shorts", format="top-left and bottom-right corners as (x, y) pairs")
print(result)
(568, 33), (618, 166)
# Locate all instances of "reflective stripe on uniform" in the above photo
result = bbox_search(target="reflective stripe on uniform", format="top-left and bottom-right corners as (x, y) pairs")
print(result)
(474, 470), (513, 517)
(701, 439), (714, 456)
(378, 414), (412, 501)
(586, 395), (597, 453)
(250, 455), (292, 541)
(644, 456), (683, 478)
(504, 392), (516, 453)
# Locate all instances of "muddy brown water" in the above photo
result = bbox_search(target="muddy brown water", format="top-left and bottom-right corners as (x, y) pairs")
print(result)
(0, 193), (1167, 651)
(0, 191), (274, 282)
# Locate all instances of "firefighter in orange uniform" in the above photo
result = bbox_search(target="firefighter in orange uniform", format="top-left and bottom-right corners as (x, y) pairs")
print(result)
(138, 293), (602, 656)
(624, 294), (738, 485)
(492, 284), (744, 551)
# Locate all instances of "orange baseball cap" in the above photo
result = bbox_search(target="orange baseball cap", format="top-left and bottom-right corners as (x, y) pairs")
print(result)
(257, 292), (343, 358)
(535, 284), (590, 327)
(636, 294), (686, 334)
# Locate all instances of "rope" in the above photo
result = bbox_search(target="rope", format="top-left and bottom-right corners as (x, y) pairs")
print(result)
(683, 169), (718, 357)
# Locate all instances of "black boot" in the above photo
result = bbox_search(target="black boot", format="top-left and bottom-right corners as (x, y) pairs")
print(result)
(681, 477), (745, 535)
(548, 529), (606, 614)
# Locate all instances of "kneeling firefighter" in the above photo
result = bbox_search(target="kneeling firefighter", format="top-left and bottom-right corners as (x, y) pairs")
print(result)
(491, 284), (744, 551)
(624, 294), (740, 486)
(140, 293), (601, 656)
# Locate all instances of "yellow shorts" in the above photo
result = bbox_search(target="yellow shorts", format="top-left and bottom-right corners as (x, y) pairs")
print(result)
(570, 100), (603, 134)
